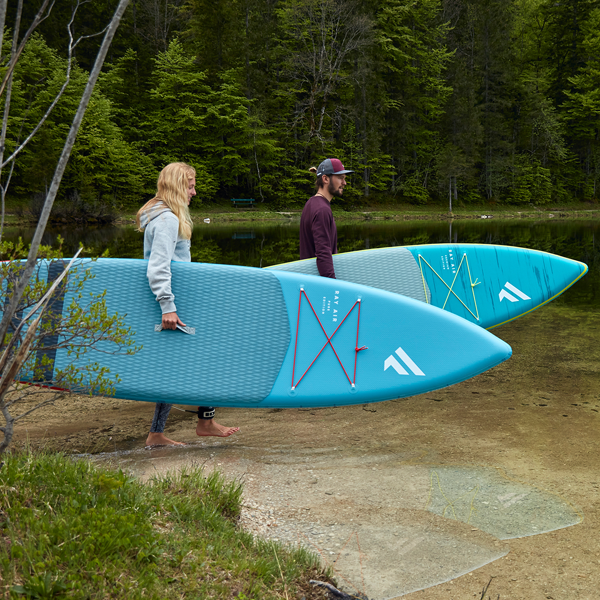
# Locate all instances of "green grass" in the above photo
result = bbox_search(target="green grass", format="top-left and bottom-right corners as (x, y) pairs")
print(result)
(0, 452), (330, 599)
(184, 200), (600, 224)
(6, 196), (600, 227)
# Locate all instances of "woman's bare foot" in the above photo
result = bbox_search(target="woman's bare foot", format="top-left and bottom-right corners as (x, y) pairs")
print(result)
(196, 419), (240, 437)
(145, 432), (186, 447)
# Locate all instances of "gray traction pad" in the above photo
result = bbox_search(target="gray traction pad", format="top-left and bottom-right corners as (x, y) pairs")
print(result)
(57, 261), (291, 405)
(272, 248), (431, 303)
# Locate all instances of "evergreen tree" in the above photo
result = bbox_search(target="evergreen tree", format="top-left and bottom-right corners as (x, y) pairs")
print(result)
(376, 0), (453, 204)
(141, 39), (277, 199)
(563, 8), (600, 198)
(7, 33), (148, 204)
(540, 0), (596, 106)
(182, 0), (245, 73)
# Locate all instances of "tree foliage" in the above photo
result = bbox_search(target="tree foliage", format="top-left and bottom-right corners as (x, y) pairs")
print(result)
(7, 33), (149, 205)
(0, 241), (139, 454)
(7, 0), (600, 206)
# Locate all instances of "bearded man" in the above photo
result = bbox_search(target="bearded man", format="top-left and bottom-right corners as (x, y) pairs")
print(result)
(299, 158), (353, 278)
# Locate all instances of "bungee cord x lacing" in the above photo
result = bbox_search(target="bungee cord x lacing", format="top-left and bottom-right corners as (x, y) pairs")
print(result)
(291, 288), (367, 391)
(418, 253), (481, 321)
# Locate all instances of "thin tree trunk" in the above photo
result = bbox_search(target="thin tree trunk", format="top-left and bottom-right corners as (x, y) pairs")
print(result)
(0, 0), (8, 60)
(0, 0), (22, 241)
(362, 83), (368, 197)
(0, 405), (14, 455)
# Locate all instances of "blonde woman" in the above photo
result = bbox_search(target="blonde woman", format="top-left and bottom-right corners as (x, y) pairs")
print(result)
(137, 162), (239, 446)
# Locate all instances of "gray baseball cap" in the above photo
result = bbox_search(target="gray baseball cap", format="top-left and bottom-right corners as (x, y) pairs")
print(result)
(316, 158), (353, 177)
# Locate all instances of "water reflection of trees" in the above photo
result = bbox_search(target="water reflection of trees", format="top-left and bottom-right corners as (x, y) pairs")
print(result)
(5, 220), (599, 305)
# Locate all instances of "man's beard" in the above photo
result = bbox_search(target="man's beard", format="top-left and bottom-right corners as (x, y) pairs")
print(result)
(328, 179), (344, 197)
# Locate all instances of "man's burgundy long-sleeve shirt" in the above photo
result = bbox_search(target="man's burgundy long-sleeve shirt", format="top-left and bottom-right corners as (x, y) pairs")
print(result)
(299, 195), (337, 278)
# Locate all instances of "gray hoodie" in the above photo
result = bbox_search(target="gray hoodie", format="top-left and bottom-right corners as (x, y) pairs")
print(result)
(139, 202), (191, 314)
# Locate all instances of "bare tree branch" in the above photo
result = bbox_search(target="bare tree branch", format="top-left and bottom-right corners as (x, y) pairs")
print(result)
(137, 0), (184, 53)
(0, 0), (131, 352)
(0, 74), (44, 238)
(0, 0), (23, 240)
(0, 1), (132, 455)
(12, 393), (66, 423)
(0, 1), (115, 170)
(280, 0), (371, 146)
(0, 305), (44, 400)
(0, 0), (54, 98)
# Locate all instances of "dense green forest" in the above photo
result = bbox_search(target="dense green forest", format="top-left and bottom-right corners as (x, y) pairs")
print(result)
(6, 0), (600, 208)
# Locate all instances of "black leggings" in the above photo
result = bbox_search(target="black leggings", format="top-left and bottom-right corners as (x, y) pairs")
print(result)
(150, 403), (214, 433)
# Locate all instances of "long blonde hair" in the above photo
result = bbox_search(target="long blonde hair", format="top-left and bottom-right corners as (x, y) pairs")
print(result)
(136, 162), (195, 239)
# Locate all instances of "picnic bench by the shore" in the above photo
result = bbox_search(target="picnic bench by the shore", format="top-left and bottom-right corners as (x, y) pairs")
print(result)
(231, 198), (256, 209)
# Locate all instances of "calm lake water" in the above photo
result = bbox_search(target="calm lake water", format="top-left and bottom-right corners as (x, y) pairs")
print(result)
(6, 217), (599, 306)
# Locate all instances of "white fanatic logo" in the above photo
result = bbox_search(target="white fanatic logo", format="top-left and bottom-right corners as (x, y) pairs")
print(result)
(499, 282), (531, 303)
(384, 347), (425, 376)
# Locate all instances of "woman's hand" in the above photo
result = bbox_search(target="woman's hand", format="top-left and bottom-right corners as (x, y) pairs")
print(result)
(162, 312), (186, 330)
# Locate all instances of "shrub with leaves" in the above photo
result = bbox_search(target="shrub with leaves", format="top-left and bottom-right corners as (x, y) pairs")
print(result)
(0, 238), (139, 455)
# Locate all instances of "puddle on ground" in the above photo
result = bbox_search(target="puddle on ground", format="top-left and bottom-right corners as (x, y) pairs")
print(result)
(90, 442), (581, 599)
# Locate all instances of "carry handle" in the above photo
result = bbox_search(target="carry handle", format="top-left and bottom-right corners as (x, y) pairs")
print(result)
(154, 324), (196, 335)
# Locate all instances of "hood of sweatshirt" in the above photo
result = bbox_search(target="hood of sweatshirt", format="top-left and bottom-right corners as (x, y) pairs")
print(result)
(139, 201), (171, 230)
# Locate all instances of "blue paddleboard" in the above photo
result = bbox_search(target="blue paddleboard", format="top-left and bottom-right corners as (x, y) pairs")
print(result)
(20, 258), (511, 408)
(268, 244), (587, 329)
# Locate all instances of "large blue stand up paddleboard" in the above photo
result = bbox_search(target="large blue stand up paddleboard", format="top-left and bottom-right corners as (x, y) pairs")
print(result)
(20, 259), (511, 408)
(268, 244), (587, 330)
